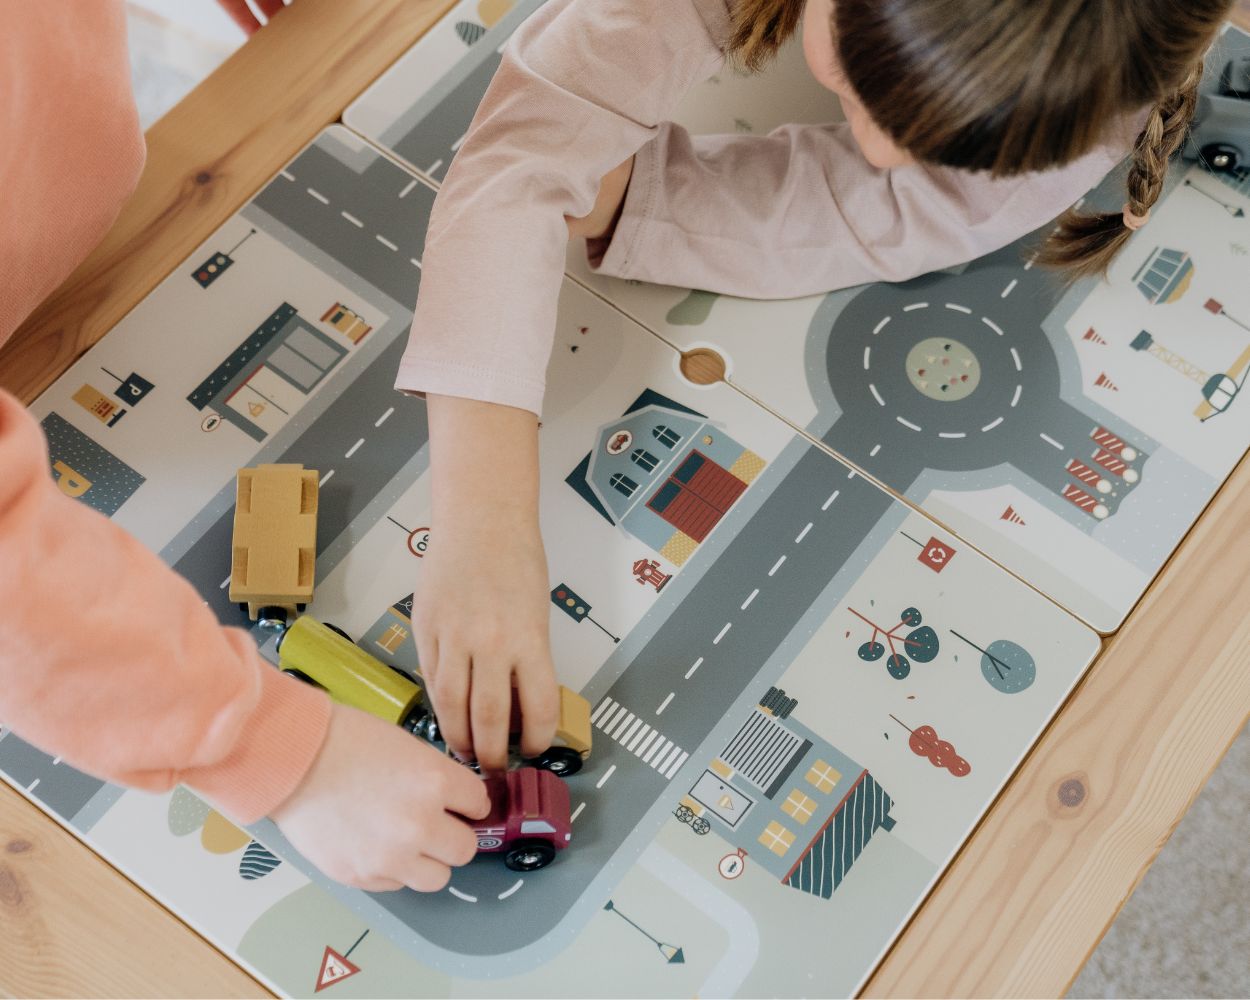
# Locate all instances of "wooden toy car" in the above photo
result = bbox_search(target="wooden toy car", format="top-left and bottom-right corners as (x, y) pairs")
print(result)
(230, 464), (318, 631)
(476, 767), (572, 871)
(275, 616), (594, 774)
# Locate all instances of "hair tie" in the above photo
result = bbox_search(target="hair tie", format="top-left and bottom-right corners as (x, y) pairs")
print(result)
(1122, 204), (1151, 231)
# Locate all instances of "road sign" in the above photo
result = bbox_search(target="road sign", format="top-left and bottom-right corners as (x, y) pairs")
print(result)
(718, 847), (748, 879)
(314, 945), (360, 992)
(918, 536), (956, 573)
(407, 526), (432, 558)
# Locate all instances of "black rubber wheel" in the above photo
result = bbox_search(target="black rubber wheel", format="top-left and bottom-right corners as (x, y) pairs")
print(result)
(1201, 142), (1243, 174)
(296, 603), (307, 613)
(322, 622), (353, 642)
(534, 746), (583, 777)
(504, 839), (556, 872)
(237, 602), (250, 615)
(281, 668), (317, 687)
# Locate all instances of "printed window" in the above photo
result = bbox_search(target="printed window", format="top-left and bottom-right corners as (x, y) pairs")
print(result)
(758, 820), (795, 856)
(610, 473), (638, 497)
(631, 448), (660, 472)
(805, 760), (841, 794)
(781, 789), (817, 825)
(652, 424), (682, 449)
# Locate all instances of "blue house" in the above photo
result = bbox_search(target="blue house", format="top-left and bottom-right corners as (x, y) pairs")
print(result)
(565, 389), (765, 566)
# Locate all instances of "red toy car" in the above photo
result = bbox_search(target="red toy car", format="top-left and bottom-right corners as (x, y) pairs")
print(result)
(474, 767), (572, 871)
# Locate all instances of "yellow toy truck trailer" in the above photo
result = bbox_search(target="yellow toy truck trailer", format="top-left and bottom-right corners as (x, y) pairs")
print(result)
(229, 464), (318, 630)
(276, 616), (593, 775)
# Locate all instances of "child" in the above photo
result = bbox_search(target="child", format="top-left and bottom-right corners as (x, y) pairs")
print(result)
(404, 0), (1233, 769)
(0, 0), (488, 895)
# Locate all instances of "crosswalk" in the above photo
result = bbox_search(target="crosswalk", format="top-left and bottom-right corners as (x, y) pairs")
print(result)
(591, 696), (688, 779)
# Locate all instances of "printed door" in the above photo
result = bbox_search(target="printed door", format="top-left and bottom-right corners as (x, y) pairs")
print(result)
(646, 450), (746, 541)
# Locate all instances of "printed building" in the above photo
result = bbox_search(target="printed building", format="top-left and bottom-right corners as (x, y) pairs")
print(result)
(1133, 247), (1194, 305)
(678, 688), (896, 900)
(186, 303), (348, 442)
(565, 389), (765, 566)
(360, 593), (420, 676)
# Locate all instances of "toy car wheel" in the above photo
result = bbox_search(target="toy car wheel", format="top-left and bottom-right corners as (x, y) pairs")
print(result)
(534, 746), (583, 777)
(281, 668), (317, 686)
(1201, 142), (1242, 173)
(256, 606), (288, 633)
(504, 839), (556, 872)
(322, 622), (353, 642)
(296, 603), (307, 613)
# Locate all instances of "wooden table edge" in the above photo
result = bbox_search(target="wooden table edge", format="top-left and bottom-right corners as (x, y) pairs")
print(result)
(3, 1), (1249, 996)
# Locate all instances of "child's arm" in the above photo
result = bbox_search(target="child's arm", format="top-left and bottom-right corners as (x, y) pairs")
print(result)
(397, 0), (733, 767)
(587, 119), (1139, 297)
(0, 392), (489, 892)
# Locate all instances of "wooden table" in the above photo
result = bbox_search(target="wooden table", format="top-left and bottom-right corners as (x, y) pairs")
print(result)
(2, 2), (1249, 995)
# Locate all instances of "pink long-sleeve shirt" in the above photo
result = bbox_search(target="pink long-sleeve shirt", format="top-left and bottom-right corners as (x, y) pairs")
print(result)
(0, 1), (330, 824)
(397, 0), (1135, 414)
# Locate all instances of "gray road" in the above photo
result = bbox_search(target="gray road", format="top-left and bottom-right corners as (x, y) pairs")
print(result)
(818, 239), (1147, 520)
(371, 445), (894, 953)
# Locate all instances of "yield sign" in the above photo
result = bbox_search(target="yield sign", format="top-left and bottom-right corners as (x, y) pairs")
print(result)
(314, 945), (361, 993)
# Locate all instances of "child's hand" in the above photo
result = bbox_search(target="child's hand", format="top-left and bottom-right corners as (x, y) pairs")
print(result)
(415, 509), (560, 770)
(415, 394), (560, 771)
(271, 702), (489, 892)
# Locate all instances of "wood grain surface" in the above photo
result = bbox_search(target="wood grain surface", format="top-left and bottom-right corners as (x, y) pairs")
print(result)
(0, 0), (457, 406)
(2, 2), (1249, 998)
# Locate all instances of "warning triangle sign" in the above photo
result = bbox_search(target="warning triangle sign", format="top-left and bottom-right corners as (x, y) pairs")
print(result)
(314, 946), (361, 993)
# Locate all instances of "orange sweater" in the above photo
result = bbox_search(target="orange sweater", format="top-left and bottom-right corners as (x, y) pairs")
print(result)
(0, 1), (330, 824)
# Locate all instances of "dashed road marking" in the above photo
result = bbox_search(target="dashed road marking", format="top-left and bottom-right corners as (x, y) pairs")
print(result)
(1002, 279), (1019, 298)
(939, 431), (967, 439)
(945, 303), (972, 314)
(769, 555), (786, 576)
(904, 302), (929, 312)
(1011, 385), (1023, 407)
(399, 179), (417, 198)
(26, 778), (39, 793)
(279, 169), (295, 181)
(1040, 432), (1064, 450)
(863, 346), (871, 370)
(306, 187), (329, 205)
(375, 407), (394, 427)
(822, 489), (840, 510)
(341, 211), (363, 228)
(981, 317), (1004, 336)
(319, 469), (335, 485)
(873, 316), (892, 335)
(570, 802), (586, 823)
(426, 159), (444, 174)
(1010, 347), (1023, 371)
(345, 438), (365, 458)
(451, 129), (470, 152)
(410, 257), (423, 269)
(869, 444), (882, 457)
(981, 417), (1004, 432)
(448, 887), (476, 902)
(795, 522), (814, 543)
(713, 622), (732, 644)
(657, 692), (675, 715)
(219, 575), (231, 590)
(376, 235), (399, 251)
(1023, 256), (1036, 270)
(498, 880), (523, 900)
(685, 657), (703, 679)
(741, 588), (759, 610)
(596, 765), (617, 788)
(869, 383), (886, 406)
(897, 416), (923, 432)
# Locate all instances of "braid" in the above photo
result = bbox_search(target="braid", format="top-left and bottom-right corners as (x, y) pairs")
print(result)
(727, 0), (805, 72)
(1038, 65), (1204, 279)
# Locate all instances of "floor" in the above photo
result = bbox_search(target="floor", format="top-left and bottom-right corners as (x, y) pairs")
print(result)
(121, 6), (1250, 997)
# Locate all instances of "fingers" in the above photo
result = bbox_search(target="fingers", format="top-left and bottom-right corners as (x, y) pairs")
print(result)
(437, 759), (492, 820)
(216, 0), (261, 33)
(424, 810), (482, 867)
(469, 659), (513, 771)
(428, 645), (472, 760)
(352, 874), (405, 893)
(254, 0), (287, 19)
(515, 659), (560, 759)
(397, 856), (454, 893)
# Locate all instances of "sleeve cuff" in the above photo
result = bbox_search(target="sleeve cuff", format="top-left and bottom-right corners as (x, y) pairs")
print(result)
(586, 125), (665, 281)
(394, 356), (546, 416)
(181, 666), (333, 825)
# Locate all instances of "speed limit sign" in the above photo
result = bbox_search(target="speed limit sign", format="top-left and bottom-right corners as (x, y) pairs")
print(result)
(407, 526), (432, 558)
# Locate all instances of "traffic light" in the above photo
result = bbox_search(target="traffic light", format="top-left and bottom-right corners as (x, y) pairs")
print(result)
(551, 584), (591, 622)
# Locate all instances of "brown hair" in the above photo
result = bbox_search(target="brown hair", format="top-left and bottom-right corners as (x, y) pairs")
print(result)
(728, 0), (1233, 278)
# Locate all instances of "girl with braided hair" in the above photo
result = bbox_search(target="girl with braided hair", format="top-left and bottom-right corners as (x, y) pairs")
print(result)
(401, 0), (1233, 771)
